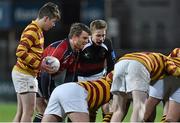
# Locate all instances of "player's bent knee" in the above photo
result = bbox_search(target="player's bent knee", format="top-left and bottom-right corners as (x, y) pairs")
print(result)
(68, 112), (89, 122)
(42, 114), (62, 122)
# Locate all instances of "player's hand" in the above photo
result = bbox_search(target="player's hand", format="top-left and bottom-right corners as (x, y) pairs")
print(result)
(41, 59), (56, 74)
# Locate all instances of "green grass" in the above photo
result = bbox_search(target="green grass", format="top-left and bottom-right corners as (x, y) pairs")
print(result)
(0, 103), (17, 122)
(0, 102), (163, 122)
(96, 103), (163, 122)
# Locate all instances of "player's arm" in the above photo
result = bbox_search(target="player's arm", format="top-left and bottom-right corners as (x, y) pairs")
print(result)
(41, 41), (65, 74)
(172, 67), (180, 77)
(16, 30), (41, 69)
(39, 71), (55, 99)
(106, 39), (116, 74)
(165, 57), (180, 77)
(41, 57), (57, 74)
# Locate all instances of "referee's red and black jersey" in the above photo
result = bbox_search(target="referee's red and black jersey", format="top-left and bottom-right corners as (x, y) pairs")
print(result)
(42, 39), (78, 72)
(78, 71), (113, 110)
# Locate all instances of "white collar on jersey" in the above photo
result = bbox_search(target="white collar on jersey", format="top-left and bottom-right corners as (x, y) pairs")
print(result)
(82, 37), (108, 51)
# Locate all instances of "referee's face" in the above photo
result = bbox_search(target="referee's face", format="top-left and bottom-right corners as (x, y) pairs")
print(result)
(92, 29), (106, 45)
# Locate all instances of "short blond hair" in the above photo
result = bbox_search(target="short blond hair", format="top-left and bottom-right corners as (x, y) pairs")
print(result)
(90, 19), (107, 32)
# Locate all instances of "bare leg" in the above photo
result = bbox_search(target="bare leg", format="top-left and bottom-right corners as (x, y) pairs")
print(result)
(110, 93), (128, 122)
(13, 94), (22, 122)
(102, 103), (110, 115)
(67, 112), (89, 122)
(33, 97), (47, 122)
(42, 114), (62, 122)
(160, 100), (169, 122)
(131, 91), (147, 122)
(144, 96), (161, 121)
(89, 110), (97, 122)
(163, 100), (169, 115)
(166, 100), (180, 122)
(21, 92), (36, 122)
(36, 97), (47, 114)
(102, 103), (113, 122)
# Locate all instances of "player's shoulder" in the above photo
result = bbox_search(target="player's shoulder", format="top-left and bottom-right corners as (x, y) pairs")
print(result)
(50, 39), (69, 48)
(103, 38), (112, 46)
(22, 23), (39, 35)
(104, 37), (112, 43)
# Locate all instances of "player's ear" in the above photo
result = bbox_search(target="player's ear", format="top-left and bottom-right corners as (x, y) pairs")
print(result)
(44, 16), (49, 22)
(72, 35), (79, 43)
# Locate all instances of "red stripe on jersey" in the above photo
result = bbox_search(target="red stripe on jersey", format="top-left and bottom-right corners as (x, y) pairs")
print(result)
(29, 49), (42, 58)
(42, 47), (56, 58)
(43, 40), (68, 61)
(89, 81), (100, 109)
(26, 24), (42, 39)
(169, 48), (180, 57)
(96, 80), (107, 106)
(51, 41), (68, 61)
(167, 67), (176, 74)
(29, 58), (36, 65)
(24, 27), (38, 33)
(78, 62), (104, 72)
(135, 53), (154, 69)
(88, 84), (94, 108)
(150, 55), (161, 78)
(125, 53), (153, 70)
(22, 34), (36, 45)
(33, 44), (43, 49)
(80, 83), (88, 91)
(20, 52), (28, 60)
(16, 49), (26, 53)
(19, 41), (31, 49)
(31, 23), (39, 29)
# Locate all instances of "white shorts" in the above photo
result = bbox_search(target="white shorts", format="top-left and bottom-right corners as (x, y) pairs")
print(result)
(111, 60), (150, 94)
(149, 79), (164, 99)
(78, 70), (104, 81)
(149, 77), (180, 103)
(44, 82), (88, 119)
(12, 70), (38, 93)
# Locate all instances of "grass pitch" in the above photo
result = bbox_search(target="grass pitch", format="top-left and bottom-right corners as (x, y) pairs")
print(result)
(0, 102), (163, 122)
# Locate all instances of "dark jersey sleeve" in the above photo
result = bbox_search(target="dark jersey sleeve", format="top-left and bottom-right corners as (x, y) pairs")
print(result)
(104, 38), (116, 74)
(38, 71), (55, 99)
(38, 40), (71, 99)
(42, 40), (68, 62)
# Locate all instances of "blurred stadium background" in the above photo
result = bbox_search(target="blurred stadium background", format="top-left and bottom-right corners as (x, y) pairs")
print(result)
(0, 0), (179, 121)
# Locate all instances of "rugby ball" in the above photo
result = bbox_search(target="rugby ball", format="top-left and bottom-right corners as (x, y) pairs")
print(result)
(42, 56), (60, 73)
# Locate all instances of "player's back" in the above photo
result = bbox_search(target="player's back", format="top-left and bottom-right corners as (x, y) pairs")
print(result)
(78, 71), (113, 110)
(119, 52), (166, 81)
